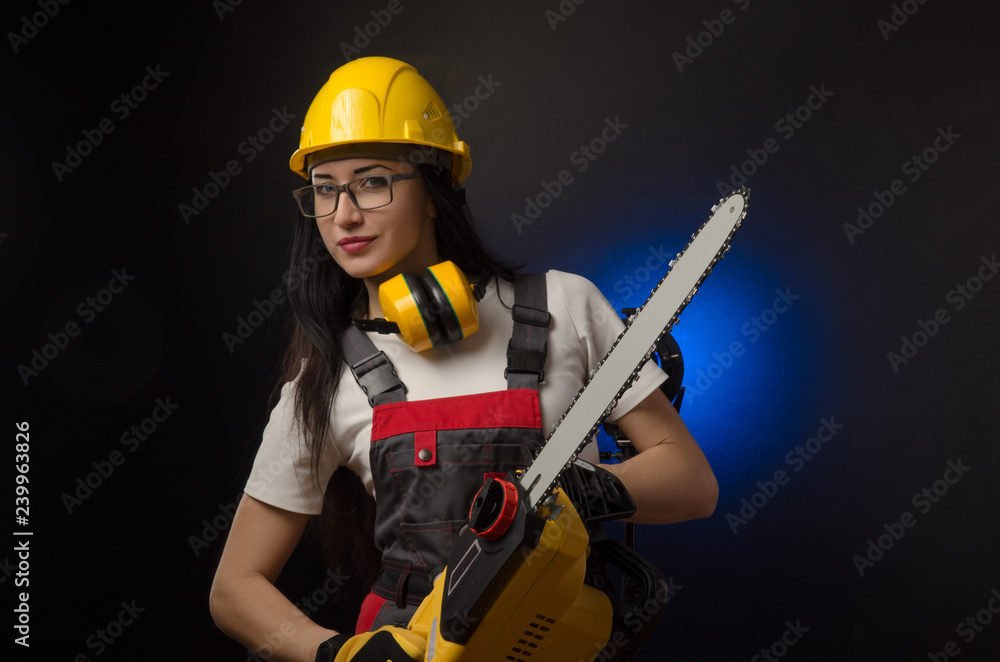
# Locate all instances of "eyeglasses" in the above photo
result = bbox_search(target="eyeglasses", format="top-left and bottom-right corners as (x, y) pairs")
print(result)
(292, 172), (422, 218)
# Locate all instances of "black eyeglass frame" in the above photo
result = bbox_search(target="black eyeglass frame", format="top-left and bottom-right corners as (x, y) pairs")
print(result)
(291, 172), (422, 218)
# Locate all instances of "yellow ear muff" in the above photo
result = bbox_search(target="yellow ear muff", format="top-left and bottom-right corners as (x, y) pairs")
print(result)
(426, 261), (479, 340)
(378, 261), (479, 352)
(379, 274), (431, 351)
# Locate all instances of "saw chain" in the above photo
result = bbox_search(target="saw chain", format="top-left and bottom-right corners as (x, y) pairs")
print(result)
(520, 187), (750, 511)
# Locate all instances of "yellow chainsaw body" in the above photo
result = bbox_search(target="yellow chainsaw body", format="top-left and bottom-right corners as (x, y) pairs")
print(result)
(407, 488), (613, 662)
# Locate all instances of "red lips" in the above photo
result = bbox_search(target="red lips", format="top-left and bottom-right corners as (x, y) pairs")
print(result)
(337, 236), (375, 253)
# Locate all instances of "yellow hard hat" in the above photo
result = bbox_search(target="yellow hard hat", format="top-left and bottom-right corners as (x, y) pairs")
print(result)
(289, 57), (471, 182)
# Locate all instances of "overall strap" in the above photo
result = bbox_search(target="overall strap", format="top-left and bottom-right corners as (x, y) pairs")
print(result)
(340, 325), (407, 407)
(506, 273), (551, 391)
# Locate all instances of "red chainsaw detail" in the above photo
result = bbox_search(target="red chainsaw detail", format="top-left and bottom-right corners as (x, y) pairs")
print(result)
(470, 478), (519, 541)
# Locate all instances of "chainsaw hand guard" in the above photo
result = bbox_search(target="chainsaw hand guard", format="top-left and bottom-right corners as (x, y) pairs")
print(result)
(560, 459), (637, 524)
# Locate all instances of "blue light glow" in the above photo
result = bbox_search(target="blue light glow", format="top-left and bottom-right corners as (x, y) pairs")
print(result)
(583, 209), (821, 487)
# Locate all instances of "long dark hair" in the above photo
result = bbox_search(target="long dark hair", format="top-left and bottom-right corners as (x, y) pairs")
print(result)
(277, 160), (517, 617)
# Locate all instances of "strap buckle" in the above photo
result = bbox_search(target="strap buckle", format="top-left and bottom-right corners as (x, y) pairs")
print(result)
(350, 350), (406, 407)
(504, 339), (547, 383)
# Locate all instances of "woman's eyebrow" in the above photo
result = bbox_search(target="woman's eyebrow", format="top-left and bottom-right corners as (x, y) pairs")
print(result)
(353, 163), (391, 174)
(311, 164), (391, 181)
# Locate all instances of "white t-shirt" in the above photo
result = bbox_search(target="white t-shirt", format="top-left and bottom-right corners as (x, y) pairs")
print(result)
(245, 270), (667, 515)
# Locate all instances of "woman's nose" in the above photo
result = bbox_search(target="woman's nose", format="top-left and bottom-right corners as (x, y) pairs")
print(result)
(332, 192), (363, 226)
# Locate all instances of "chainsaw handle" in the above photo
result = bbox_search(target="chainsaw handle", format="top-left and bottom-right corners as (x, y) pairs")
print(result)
(588, 539), (669, 661)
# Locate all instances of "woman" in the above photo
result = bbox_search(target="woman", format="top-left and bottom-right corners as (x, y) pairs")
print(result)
(210, 56), (718, 662)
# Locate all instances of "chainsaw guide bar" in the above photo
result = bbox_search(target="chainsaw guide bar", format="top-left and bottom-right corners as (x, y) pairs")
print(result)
(519, 187), (750, 511)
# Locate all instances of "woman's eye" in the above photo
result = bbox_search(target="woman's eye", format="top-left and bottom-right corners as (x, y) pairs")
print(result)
(315, 184), (338, 196)
(359, 176), (390, 190)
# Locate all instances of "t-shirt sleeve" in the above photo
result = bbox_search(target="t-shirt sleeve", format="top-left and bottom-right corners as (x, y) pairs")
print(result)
(244, 378), (342, 515)
(548, 270), (668, 421)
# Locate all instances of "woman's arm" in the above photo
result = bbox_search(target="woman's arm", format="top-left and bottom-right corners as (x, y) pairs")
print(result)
(601, 388), (718, 524)
(210, 494), (339, 662)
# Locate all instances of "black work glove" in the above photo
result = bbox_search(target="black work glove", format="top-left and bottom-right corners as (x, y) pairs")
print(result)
(315, 626), (426, 662)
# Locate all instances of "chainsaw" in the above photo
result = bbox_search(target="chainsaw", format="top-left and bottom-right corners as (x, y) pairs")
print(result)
(338, 188), (749, 662)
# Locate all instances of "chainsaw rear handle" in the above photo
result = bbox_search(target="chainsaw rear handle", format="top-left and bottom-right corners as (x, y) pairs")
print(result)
(588, 538), (669, 662)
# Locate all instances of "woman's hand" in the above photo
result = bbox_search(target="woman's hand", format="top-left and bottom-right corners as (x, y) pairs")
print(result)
(600, 388), (719, 524)
(211, 494), (340, 661)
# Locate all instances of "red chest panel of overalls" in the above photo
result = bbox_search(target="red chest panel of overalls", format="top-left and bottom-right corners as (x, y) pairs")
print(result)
(370, 389), (540, 560)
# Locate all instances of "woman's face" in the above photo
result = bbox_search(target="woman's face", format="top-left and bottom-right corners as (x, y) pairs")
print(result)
(310, 157), (438, 283)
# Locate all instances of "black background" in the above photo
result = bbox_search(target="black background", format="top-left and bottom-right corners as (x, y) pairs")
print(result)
(4, 1), (999, 660)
